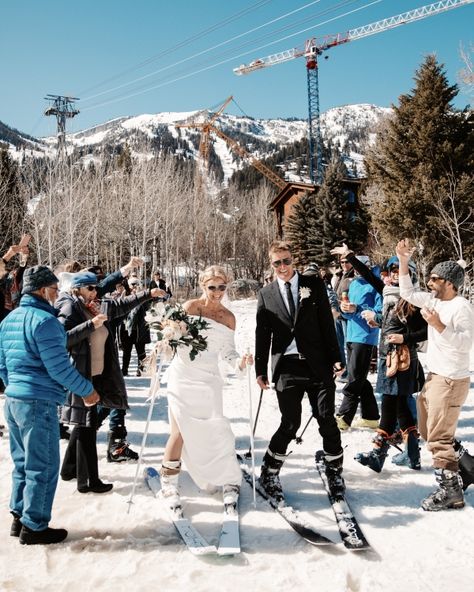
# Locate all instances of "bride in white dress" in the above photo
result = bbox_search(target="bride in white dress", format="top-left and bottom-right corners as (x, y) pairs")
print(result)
(160, 266), (253, 505)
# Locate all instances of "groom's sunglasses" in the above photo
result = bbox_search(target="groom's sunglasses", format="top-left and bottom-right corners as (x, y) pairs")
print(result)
(271, 257), (292, 268)
(206, 284), (227, 292)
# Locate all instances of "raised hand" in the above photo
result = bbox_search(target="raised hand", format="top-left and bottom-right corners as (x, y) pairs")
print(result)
(330, 242), (351, 258)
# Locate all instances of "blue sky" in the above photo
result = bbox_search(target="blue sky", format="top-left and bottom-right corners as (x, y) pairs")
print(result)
(1, 0), (472, 138)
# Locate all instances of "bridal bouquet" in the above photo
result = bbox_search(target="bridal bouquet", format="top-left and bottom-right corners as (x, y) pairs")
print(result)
(145, 303), (210, 361)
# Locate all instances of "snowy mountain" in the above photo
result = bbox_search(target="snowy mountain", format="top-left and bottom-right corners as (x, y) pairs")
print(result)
(2, 104), (391, 181)
(0, 121), (45, 158)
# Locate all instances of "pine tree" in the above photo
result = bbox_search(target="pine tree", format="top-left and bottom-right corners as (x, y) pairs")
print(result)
(308, 157), (355, 265)
(365, 55), (474, 262)
(285, 191), (318, 267)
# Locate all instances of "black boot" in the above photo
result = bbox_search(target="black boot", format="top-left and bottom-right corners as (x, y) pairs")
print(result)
(107, 426), (139, 462)
(454, 440), (474, 491)
(259, 450), (286, 505)
(78, 480), (113, 494)
(355, 429), (390, 473)
(319, 451), (345, 496)
(422, 468), (464, 511)
(404, 427), (421, 470)
(10, 512), (21, 537)
(19, 525), (68, 545)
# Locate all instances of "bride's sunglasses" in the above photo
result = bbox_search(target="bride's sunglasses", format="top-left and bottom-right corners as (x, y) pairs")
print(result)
(206, 284), (227, 292)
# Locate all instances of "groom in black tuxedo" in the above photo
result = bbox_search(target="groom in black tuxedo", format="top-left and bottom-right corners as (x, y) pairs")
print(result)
(255, 241), (344, 502)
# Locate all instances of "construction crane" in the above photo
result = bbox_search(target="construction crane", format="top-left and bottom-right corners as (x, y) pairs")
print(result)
(176, 96), (288, 191)
(234, 0), (474, 185)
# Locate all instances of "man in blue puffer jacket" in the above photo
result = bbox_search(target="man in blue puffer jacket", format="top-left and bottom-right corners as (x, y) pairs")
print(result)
(336, 256), (383, 430)
(0, 265), (99, 545)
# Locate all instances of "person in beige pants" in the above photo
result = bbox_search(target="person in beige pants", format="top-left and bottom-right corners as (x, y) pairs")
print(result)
(396, 239), (473, 511)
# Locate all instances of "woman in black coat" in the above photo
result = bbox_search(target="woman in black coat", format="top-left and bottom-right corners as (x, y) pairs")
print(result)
(56, 271), (164, 493)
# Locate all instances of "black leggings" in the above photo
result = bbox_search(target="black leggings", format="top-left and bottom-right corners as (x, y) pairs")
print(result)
(378, 394), (416, 435)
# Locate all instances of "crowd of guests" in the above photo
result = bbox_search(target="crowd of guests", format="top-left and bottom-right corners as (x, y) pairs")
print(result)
(0, 235), (473, 547)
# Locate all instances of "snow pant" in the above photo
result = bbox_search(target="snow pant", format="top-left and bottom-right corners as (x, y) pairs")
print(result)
(5, 397), (60, 531)
(379, 394), (416, 435)
(61, 405), (100, 489)
(121, 334), (147, 374)
(338, 342), (380, 425)
(269, 356), (342, 458)
(417, 373), (470, 472)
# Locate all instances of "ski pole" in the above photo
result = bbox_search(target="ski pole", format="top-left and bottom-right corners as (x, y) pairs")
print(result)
(127, 355), (163, 513)
(246, 351), (257, 508)
(295, 415), (313, 444)
(244, 389), (263, 459)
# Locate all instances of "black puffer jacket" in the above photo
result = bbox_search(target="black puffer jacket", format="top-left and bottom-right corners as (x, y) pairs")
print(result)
(56, 290), (154, 426)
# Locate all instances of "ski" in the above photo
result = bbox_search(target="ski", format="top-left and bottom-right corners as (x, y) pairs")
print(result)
(238, 456), (334, 546)
(144, 466), (217, 556)
(315, 451), (371, 551)
(217, 501), (240, 556)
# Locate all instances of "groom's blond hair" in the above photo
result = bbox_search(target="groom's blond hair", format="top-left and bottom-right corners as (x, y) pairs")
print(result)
(268, 240), (292, 260)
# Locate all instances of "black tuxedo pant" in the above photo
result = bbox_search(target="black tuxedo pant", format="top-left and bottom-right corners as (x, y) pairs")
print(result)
(269, 357), (342, 457)
(338, 342), (380, 425)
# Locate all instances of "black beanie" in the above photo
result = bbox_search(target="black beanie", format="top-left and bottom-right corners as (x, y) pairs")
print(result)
(22, 265), (59, 294)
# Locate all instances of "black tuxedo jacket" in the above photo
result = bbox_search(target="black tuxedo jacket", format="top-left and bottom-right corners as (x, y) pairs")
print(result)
(255, 272), (340, 382)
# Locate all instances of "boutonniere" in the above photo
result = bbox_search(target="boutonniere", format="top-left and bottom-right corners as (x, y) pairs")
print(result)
(299, 286), (311, 302)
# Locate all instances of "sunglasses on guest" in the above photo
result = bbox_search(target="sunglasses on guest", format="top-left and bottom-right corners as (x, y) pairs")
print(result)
(206, 284), (227, 292)
(429, 276), (445, 283)
(84, 285), (97, 292)
(271, 257), (292, 268)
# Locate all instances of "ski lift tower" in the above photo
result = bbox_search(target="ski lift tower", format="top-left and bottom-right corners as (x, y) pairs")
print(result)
(44, 94), (80, 159)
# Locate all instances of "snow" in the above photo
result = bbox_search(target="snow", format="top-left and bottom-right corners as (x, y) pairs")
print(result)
(1, 298), (473, 592)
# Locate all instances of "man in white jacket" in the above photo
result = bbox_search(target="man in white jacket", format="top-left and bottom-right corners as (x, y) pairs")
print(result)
(396, 239), (473, 511)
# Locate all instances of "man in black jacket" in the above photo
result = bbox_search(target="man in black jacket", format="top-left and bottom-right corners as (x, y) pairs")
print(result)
(255, 241), (343, 503)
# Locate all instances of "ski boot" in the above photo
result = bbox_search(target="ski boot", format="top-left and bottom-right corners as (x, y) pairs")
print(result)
(321, 451), (345, 496)
(422, 468), (464, 511)
(107, 426), (139, 462)
(223, 484), (240, 508)
(259, 450), (286, 505)
(355, 429), (390, 473)
(160, 460), (181, 510)
(454, 440), (474, 491)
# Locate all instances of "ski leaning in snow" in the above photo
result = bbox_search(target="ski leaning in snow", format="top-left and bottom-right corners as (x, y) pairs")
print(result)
(315, 451), (370, 551)
(238, 456), (335, 547)
(143, 466), (217, 556)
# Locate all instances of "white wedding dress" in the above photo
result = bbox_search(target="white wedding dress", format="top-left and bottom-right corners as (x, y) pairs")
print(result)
(165, 317), (243, 490)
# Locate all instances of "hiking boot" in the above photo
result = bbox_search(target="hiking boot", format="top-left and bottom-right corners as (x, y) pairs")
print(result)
(259, 450), (286, 505)
(422, 469), (464, 511)
(160, 461), (181, 510)
(355, 429), (390, 473)
(352, 418), (379, 429)
(19, 525), (68, 545)
(336, 416), (350, 431)
(10, 512), (21, 537)
(107, 427), (139, 462)
(454, 440), (474, 491)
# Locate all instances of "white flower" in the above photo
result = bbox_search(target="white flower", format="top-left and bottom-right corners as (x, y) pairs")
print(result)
(299, 286), (311, 301)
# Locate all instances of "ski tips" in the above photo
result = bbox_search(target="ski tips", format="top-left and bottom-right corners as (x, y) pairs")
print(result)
(144, 466), (159, 479)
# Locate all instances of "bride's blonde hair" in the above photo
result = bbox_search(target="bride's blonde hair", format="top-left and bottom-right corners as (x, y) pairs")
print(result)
(199, 265), (231, 286)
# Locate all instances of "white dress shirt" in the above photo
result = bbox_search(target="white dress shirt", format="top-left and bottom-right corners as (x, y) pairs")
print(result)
(277, 273), (299, 355)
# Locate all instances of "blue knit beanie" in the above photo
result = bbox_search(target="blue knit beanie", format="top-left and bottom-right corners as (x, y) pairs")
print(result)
(70, 271), (98, 288)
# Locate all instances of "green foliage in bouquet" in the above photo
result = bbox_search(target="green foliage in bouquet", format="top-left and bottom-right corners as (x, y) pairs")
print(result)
(146, 303), (210, 361)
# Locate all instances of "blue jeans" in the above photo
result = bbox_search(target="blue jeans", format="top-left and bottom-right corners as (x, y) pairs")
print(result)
(334, 317), (347, 368)
(97, 406), (126, 431)
(5, 397), (60, 531)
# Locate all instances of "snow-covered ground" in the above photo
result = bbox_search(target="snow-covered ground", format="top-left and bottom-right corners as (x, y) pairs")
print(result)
(1, 298), (473, 592)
